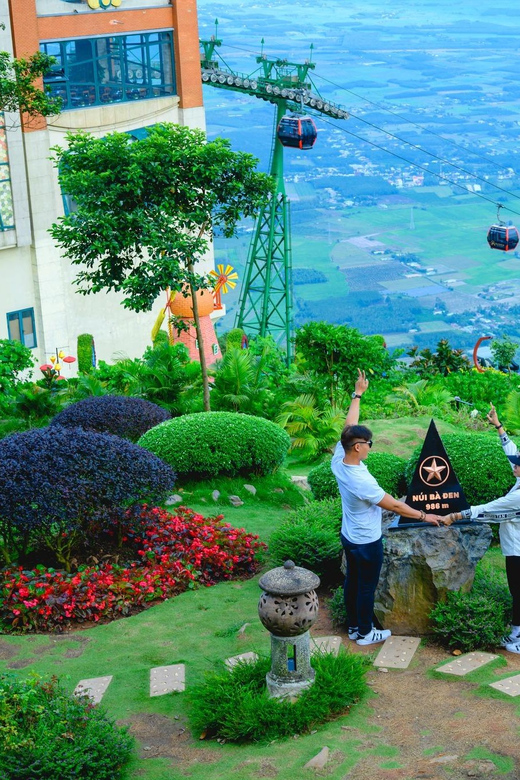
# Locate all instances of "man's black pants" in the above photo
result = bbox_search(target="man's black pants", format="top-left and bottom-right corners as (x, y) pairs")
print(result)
(341, 533), (383, 636)
(506, 555), (520, 625)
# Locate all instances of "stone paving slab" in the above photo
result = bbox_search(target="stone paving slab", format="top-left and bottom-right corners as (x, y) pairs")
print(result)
(374, 636), (421, 669)
(437, 651), (499, 676)
(225, 652), (259, 669)
(74, 675), (112, 704)
(150, 664), (185, 696)
(489, 674), (520, 697)
(311, 636), (342, 657)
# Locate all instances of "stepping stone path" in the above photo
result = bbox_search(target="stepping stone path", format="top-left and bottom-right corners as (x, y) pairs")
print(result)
(74, 675), (112, 704)
(437, 651), (498, 676)
(374, 636), (421, 669)
(311, 635), (342, 656)
(489, 673), (520, 697)
(225, 652), (258, 669)
(150, 663), (185, 696)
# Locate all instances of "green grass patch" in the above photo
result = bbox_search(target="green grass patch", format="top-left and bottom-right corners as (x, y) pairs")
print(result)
(464, 746), (514, 773)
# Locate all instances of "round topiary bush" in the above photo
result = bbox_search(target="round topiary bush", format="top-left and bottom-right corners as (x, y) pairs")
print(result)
(308, 452), (408, 501)
(0, 426), (176, 567)
(138, 412), (290, 479)
(269, 498), (342, 580)
(188, 652), (369, 743)
(0, 674), (133, 779)
(51, 395), (170, 442)
(405, 431), (515, 506)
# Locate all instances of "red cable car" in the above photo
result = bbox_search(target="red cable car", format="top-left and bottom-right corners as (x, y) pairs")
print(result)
(487, 205), (519, 252)
(277, 115), (317, 150)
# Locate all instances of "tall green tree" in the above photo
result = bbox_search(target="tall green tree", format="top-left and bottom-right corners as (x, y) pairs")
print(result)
(0, 46), (60, 117)
(49, 124), (273, 410)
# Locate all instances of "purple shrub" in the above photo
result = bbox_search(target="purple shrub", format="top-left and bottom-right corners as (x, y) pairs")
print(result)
(0, 426), (176, 566)
(50, 395), (170, 442)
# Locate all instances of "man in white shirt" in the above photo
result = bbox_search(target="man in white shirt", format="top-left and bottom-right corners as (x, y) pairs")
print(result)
(442, 403), (520, 653)
(331, 370), (440, 646)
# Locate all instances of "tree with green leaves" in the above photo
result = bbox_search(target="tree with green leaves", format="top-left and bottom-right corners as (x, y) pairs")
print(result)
(294, 322), (394, 404)
(491, 334), (519, 372)
(50, 124), (273, 411)
(0, 47), (60, 118)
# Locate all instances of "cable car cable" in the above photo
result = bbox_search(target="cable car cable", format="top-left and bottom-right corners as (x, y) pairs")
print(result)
(343, 110), (520, 205)
(318, 115), (520, 217)
(312, 72), (513, 173)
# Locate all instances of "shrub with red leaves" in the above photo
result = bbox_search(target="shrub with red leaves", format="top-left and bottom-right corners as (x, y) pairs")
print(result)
(0, 507), (266, 632)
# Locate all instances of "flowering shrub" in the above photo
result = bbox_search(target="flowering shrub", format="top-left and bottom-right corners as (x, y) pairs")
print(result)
(51, 395), (170, 442)
(0, 507), (266, 631)
(0, 426), (176, 567)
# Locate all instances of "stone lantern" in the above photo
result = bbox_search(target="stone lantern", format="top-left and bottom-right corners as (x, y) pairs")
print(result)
(258, 560), (320, 700)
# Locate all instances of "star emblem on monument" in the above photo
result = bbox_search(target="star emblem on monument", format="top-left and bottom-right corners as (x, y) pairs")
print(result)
(419, 455), (449, 486)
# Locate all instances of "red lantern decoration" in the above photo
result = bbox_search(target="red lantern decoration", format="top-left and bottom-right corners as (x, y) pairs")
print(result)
(62, 356), (76, 364)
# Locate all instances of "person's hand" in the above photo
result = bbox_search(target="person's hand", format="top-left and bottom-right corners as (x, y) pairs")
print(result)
(487, 403), (500, 428)
(354, 369), (369, 396)
(423, 513), (441, 526)
(440, 513), (457, 526)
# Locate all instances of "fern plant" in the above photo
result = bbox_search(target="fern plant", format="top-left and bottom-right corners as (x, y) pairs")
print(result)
(277, 394), (345, 461)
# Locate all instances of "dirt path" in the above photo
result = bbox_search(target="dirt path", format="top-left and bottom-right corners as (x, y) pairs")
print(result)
(313, 604), (520, 780)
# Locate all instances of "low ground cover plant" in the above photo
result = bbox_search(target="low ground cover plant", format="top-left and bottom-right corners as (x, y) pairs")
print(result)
(51, 395), (170, 441)
(269, 498), (342, 580)
(139, 412), (290, 478)
(188, 652), (369, 743)
(308, 452), (407, 501)
(0, 674), (133, 780)
(0, 506), (265, 631)
(0, 426), (176, 568)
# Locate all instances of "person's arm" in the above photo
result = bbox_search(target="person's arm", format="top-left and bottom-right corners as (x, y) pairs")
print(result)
(443, 491), (520, 525)
(344, 369), (368, 427)
(377, 493), (440, 526)
(487, 402), (517, 463)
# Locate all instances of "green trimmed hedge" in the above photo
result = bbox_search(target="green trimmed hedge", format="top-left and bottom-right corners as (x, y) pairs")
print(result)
(77, 333), (95, 375)
(138, 412), (290, 479)
(406, 431), (515, 506)
(269, 498), (342, 580)
(308, 452), (408, 501)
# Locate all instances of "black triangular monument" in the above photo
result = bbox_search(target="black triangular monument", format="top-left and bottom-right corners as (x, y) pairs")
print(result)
(399, 419), (470, 526)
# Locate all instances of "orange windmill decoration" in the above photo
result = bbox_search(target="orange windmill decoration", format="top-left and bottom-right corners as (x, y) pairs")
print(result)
(209, 263), (239, 310)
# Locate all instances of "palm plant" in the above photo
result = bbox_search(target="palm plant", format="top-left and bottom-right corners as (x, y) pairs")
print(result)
(386, 379), (453, 414)
(277, 394), (345, 461)
(502, 389), (520, 434)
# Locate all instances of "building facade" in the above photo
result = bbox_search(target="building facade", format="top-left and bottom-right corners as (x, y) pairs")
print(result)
(1, 0), (221, 371)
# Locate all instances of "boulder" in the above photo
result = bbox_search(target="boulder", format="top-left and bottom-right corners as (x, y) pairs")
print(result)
(243, 484), (257, 495)
(291, 475), (311, 491)
(165, 494), (183, 506)
(229, 495), (244, 507)
(374, 522), (492, 635)
(211, 490), (220, 501)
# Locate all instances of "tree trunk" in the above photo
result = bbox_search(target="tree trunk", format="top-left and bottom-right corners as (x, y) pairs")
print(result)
(188, 267), (211, 412)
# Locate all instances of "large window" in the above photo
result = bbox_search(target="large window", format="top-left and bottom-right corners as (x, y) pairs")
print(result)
(0, 115), (14, 232)
(41, 32), (176, 110)
(7, 309), (37, 348)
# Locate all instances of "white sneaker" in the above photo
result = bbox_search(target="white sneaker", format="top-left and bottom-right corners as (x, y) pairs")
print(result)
(505, 641), (520, 654)
(348, 627), (359, 640)
(356, 628), (391, 646)
(501, 631), (520, 648)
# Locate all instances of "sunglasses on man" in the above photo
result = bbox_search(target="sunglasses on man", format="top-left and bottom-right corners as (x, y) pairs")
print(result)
(349, 440), (373, 448)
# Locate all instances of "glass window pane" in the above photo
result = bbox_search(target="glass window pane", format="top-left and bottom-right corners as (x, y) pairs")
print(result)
(21, 310), (36, 349)
(7, 313), (21, 343)
(41, 32), (176, 109)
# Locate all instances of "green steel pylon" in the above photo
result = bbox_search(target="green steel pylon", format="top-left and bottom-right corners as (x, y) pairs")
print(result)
(200, 25), (348, 363)
(236, 101), (292, 358)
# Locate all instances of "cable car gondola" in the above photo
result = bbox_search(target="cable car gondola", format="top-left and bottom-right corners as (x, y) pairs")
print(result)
(277, 114), (317, 150)
(487, 205), (519, 252)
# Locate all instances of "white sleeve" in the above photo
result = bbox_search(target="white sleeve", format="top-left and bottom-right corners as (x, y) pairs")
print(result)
(471, 490), (520, 522)
(500, 432), (519, 472)
(331, 441), (344, 467)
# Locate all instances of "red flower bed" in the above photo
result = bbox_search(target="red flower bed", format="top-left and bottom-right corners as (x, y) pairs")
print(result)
(0, 507), (266, 632)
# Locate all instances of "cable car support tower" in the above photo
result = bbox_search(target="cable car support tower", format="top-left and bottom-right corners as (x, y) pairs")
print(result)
(200, 26), (349, 362)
